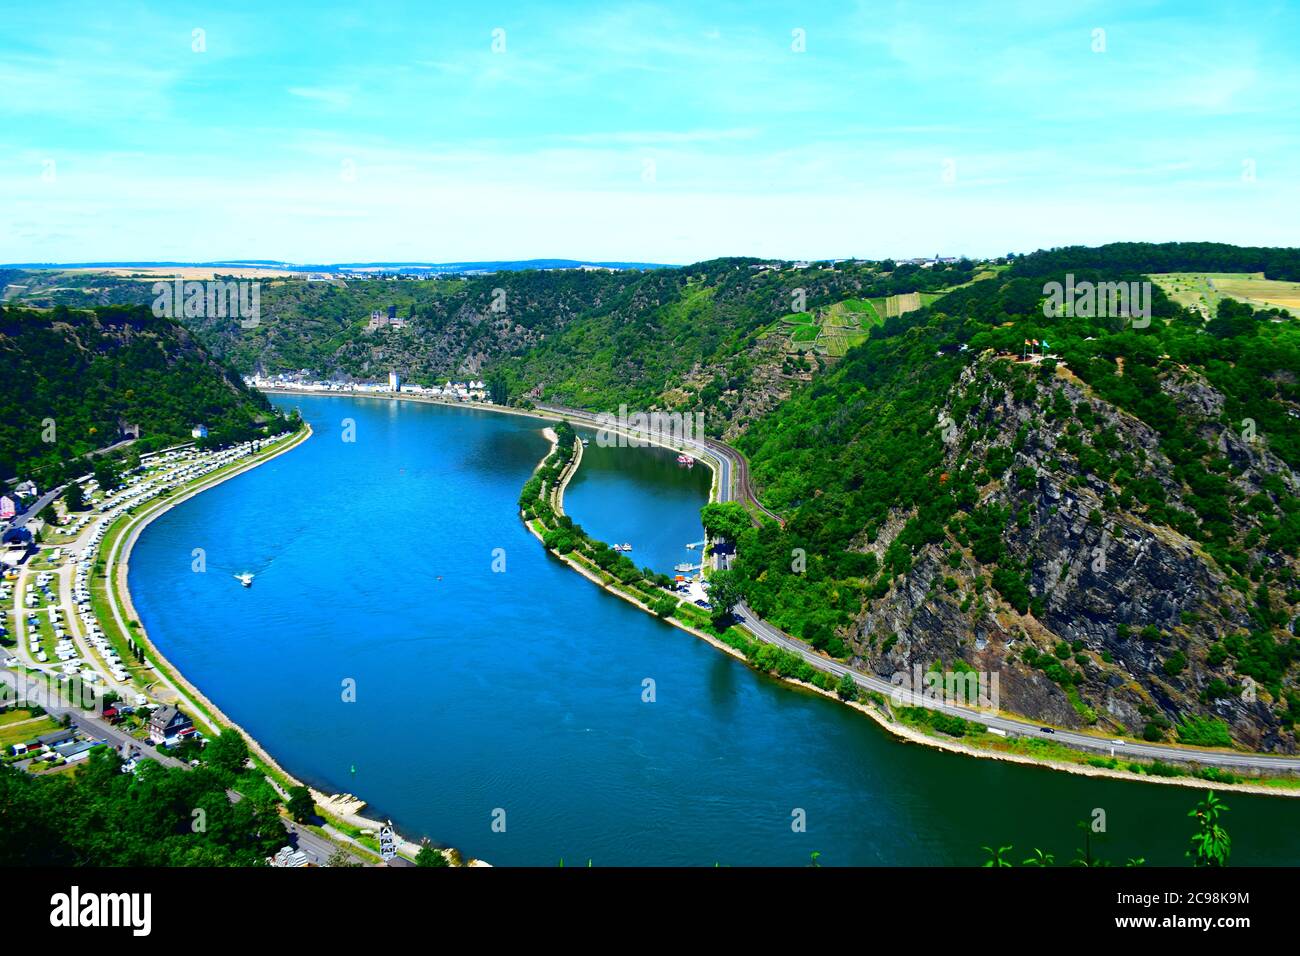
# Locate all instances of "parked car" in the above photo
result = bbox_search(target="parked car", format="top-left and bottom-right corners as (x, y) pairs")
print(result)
(1039, 727), (1055, 734)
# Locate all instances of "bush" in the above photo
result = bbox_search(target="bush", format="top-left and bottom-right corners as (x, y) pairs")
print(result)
(1163, 650), (1187, 675)
(1175, 715), (1233, 748)
(650, 594), (677, 618)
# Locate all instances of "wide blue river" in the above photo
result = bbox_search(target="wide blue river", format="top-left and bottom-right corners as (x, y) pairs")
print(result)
(128, 395), (1300, 866)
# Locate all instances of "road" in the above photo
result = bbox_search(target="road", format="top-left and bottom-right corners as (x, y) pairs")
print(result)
(0, 667), (183, 769)
(11, 487), (61, 530)
(535, 403), (783, 525)
(534, 401), (1300, 774)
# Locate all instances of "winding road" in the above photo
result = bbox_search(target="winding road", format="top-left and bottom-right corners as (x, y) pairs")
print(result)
(534, 401), (1300, 774)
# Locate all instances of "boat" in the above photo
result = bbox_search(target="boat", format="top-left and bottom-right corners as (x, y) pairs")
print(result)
(621, 543), (632, 551)
(235, 572), (254, 588)
(676, 454), (695, 466)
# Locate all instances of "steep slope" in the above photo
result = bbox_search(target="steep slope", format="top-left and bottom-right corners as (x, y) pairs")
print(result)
(2, 260), (979, 439)
(733, 260), (1300, 751)
(0, 304), (284, 483)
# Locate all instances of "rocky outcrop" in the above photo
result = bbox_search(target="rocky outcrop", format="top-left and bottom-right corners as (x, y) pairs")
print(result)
(850, 353), (1299, 751)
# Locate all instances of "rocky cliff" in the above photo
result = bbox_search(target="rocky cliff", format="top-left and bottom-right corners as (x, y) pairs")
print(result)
(853, 351), (1300, 751)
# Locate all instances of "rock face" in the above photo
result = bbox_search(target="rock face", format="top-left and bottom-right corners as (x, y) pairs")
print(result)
(851, 353), (1299, 752)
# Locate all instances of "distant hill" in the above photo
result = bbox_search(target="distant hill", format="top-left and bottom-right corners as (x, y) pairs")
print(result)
(0, 258), (674, 273)
(0, 258), (981, 441)
(0, 303), (287, 485)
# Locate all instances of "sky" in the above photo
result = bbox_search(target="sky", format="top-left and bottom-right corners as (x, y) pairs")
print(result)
(2, 0), (1298, 264)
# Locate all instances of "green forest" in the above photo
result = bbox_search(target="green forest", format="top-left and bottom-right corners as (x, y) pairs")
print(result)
(720, 246), (1300, 740)
(0, 304), (287, 486)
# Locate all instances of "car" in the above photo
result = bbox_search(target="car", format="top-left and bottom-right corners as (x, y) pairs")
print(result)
(3, 657), (18, 667)
(1111, 739), (1126, 746)
(1039, 726), (1055, 734)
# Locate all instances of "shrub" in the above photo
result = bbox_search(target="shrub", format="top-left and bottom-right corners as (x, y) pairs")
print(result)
(1175, 715), (1233, 748)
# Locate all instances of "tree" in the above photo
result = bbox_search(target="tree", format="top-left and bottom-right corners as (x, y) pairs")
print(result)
(415, 841), (451, 867)
(651, 594), (678, 618)
(706, 568), (745, 626)
(204, 728), (251, 775)
(836, 671), (858, 700)
(326, 848), (362, 868)
(63, 482), (85, 511)
(700, 501), (751, 543)
(92, 458), (120, 493)
(285, 785), (315, 823)
(0, 749), (284, 866)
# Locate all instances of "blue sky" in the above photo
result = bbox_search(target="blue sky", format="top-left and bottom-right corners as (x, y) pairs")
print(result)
(3, 0), (1298, 263)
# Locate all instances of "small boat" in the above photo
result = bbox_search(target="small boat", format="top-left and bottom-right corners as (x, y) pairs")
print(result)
(235, 572), (254, 588)
(621, 543), (632, 551)
(676, 454), (695, 466)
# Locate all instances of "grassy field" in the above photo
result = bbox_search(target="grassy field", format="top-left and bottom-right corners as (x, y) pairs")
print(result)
(775, 289), (942, 357)
(1153, 272), (1300, 318)
(0, 712), (59, 748)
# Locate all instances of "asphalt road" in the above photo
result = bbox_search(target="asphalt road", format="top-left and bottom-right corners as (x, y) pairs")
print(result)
(11, 488), (61, 530)
(534, 402), (1300, 773)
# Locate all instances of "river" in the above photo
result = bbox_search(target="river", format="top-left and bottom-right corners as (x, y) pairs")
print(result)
(127, 394), (1300, 866)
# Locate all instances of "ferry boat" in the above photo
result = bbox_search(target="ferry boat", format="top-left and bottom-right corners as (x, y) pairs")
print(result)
(676, 454), (695, 467)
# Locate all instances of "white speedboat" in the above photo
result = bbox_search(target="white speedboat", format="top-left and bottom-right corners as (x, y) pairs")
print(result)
(235, 572), (254, 588)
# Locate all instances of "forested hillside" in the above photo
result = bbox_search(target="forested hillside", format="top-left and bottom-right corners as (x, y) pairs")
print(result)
(494, 257), (977, 435)
(730, 253), (1300, 751)
(6, 243), (1300, 748)
(4, 261), (980, 439)
(0, 304), (284, 484)
(1007, 242), (1300, 282)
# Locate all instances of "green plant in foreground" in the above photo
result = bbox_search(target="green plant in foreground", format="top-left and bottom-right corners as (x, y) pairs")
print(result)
(981, 844), (1014, 867)
(982, 791), (1229, 867)
(1187, 791), (1231, 867)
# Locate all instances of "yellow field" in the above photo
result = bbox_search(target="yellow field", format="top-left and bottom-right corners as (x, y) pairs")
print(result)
(63, 266), (306, 280)
(1153, 272), (1300, 318)
(885, 291), (922, 317)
